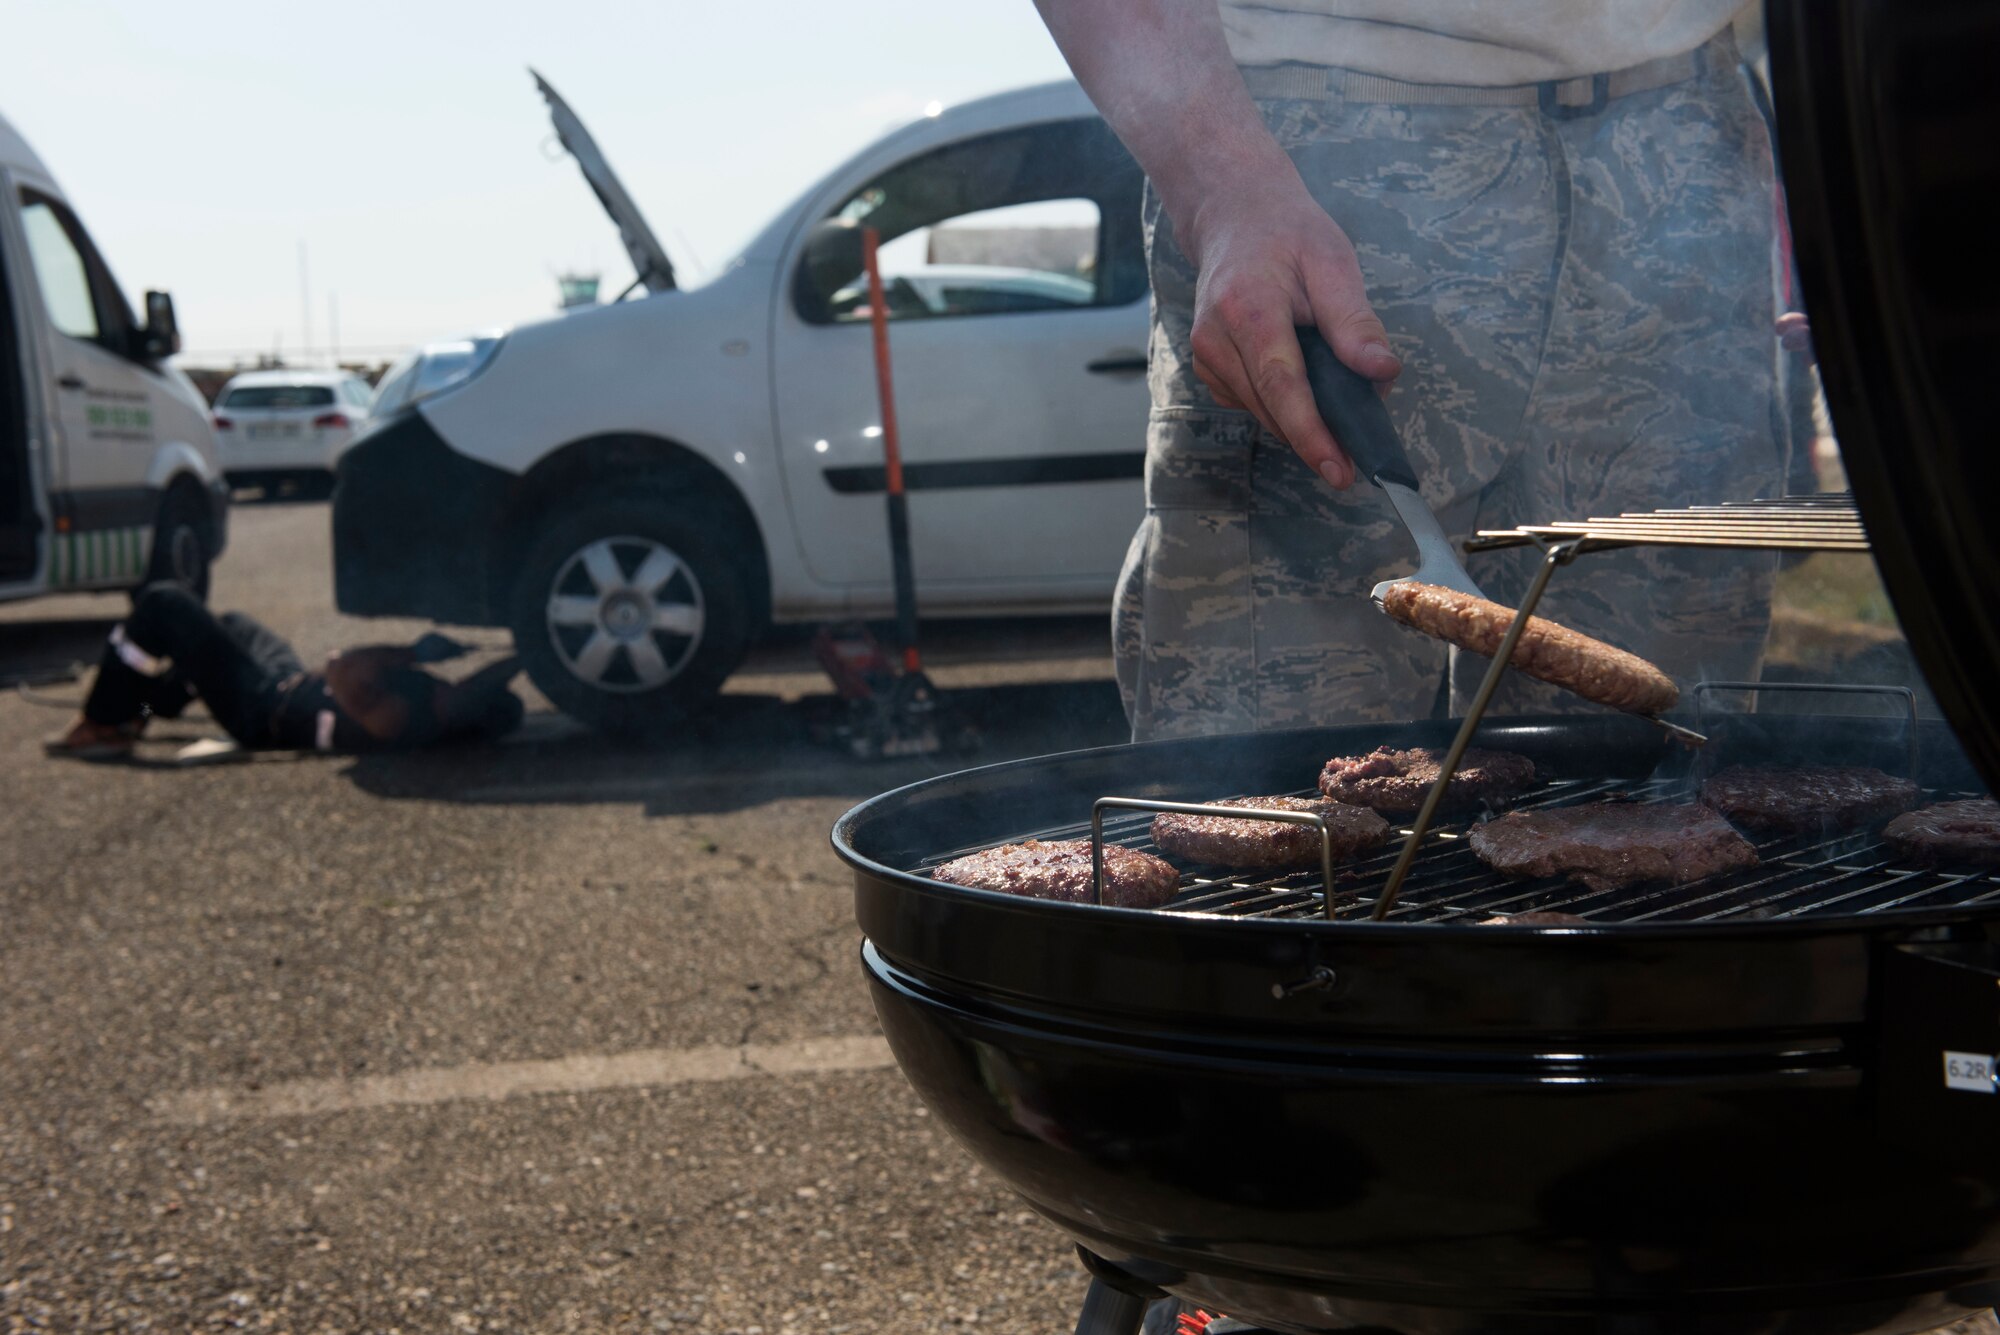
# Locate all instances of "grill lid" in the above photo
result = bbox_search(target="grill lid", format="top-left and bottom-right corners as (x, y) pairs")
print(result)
(1769, 0), (2000, 793)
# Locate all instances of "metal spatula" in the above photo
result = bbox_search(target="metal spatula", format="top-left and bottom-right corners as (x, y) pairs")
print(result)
(1296, 327), (1488, 606)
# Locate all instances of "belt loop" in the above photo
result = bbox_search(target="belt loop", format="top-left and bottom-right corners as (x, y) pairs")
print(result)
(1539, 71), (1610, 119)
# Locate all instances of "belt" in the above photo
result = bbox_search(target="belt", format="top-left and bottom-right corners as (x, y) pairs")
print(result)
(1241, 30), (1734, 117)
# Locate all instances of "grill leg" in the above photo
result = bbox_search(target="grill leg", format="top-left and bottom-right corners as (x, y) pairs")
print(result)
(1074, 1277), (1151, 1335)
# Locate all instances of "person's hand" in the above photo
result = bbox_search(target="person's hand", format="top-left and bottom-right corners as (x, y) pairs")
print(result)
(1776, 311), (1812, 354)
(1181, 179), (1402, 489)
(410, 631), (472, 664)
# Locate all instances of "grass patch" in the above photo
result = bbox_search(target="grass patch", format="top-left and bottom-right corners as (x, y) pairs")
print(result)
(1772, 552), (1899, 629)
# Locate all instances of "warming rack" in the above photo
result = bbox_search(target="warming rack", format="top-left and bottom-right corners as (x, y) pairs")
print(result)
(1464, 493), (1867, 553)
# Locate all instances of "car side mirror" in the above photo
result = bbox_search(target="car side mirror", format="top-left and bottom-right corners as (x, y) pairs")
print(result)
(138, 289), (181, 360)
(794, 219), (866, 324)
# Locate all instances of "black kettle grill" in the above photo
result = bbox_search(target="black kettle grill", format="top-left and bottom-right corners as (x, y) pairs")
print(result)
(832, 2), (2000, 1331)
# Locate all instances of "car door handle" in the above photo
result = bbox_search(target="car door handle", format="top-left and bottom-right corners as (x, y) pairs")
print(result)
(57, 373), (86, 390)
(1086, 354), (1148, 376)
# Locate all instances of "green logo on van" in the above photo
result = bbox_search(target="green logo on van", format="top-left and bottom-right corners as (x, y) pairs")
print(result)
(85, 404), (153, 430)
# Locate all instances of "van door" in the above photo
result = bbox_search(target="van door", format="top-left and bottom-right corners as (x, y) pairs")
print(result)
(770, 118), (1149, 599)
(0, 207), (38, 580)
(15, 188), (161, 587)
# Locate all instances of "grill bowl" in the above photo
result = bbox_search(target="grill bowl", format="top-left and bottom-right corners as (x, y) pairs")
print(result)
(834, 714), (2000, 1333)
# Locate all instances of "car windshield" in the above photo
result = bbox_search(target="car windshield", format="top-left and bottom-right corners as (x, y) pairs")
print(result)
(221, 385), (336, 409)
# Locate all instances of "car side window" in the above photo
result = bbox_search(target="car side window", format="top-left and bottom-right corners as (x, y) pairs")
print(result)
(19, 197), (100, 341)
(17, 191), (137, 354)
(797, 118), (1145, 326)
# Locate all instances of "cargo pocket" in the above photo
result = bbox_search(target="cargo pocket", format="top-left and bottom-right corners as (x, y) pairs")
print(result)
(1122, 408), (1260, 741)
(1145, 406), (1257, 511)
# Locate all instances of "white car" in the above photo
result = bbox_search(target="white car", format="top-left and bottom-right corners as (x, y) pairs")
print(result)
(334, 75), (1148, 733)
(1, 109), (228, 603)
(213, 368), (374, 492)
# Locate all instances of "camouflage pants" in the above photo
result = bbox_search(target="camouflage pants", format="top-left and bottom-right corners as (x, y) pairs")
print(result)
(1115, 50), (1787, 740)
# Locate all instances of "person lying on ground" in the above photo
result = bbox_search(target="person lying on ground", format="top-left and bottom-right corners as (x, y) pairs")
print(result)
(46, 583), (524, 760)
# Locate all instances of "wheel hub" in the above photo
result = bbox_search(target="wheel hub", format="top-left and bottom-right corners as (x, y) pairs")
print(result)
(545, 535), (705, 693)
(601, 591), (650, 641)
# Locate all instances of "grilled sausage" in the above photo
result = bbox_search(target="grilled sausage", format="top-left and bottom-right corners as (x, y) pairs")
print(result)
(1378, 582), (1679, 715)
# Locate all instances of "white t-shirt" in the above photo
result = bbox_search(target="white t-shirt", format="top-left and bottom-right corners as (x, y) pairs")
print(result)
(1219, 1), (1750, 84)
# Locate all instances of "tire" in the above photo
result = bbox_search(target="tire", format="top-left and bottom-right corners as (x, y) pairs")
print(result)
(139, 482), (213, 602)
(507, 487), (755, 737)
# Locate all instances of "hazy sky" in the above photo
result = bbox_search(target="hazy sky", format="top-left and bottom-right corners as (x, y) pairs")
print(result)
(1, 1), (1074, 364)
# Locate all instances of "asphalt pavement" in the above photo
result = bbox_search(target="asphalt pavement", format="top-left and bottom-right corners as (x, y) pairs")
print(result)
(0, 498), (1129, 1333)
(11, 501), (1995, 1335)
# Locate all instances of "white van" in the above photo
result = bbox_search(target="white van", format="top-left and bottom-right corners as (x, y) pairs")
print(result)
(1, 111), (228, 603)
(335, 77), (1147, 732)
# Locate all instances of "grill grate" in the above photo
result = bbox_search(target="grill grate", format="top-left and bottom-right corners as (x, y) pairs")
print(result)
(913, 776), (2000, 925)
(1464, 493), (1868, 554)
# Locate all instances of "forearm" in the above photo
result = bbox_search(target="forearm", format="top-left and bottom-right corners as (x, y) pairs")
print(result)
(321, 656), (413, 740)
(1036, 0), (1399, 485)
(1033, 0), (1302, 261)
(332, 644), (416, 673)
(322, 645), (411, 697)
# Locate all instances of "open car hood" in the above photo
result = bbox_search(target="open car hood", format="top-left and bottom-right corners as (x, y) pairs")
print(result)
(532, 69), (676, 295)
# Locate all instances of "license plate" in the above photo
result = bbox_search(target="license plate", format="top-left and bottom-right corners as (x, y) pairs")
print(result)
(246, 423), (301, 441)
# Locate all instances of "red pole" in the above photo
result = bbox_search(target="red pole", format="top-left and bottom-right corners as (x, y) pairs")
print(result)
(862, 227), (905, 499)
(860, 226), (922, 671)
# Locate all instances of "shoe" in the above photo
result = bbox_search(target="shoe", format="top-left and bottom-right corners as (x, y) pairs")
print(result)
(44, 718), (141, 760)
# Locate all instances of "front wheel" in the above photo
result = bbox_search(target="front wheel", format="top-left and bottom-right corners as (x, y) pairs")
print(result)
(507, 490), (754, 737)
(139, 483), (212, 601)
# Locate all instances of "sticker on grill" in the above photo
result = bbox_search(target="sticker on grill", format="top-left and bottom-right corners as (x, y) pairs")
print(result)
(1943, 1051), (1997, 1094)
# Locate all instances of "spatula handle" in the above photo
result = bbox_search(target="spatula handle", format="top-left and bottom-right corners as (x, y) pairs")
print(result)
(1297, 326), (1416, 490)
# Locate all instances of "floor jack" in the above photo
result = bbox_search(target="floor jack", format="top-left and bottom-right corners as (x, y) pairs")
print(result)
(810, 622), (943, 760)
(811, 225), (969, 760)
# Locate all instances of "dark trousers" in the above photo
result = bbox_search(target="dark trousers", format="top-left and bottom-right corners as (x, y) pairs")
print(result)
(84, 586), (302, 747)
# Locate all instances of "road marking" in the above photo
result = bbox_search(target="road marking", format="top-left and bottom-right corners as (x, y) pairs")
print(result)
(458, 774), (737, 804)
(153, 1034), (895, 1125)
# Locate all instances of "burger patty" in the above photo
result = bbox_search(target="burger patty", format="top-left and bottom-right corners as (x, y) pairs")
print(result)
(930, 838), (1180, 908)
(1468, 803), (1759, 892)
(1475, 910), (1592, 926)
(1883, 798), (2000, 866)
(1151, 796), (1390, 870)
(1698, 765), (1919, 835)
(1378, 582), (1679, 715)
(1319, 745), (1536, 814)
